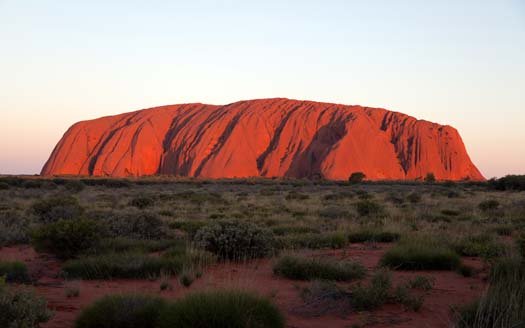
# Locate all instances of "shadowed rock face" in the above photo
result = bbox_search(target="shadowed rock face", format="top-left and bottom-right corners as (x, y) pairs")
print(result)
(41, 98), (484, 181)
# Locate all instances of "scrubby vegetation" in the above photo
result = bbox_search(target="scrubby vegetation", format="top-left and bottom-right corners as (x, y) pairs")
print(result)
(1, 175), (525, 327)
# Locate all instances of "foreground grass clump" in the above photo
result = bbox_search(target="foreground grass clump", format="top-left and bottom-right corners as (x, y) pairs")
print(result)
(91, 238), (180, 254)
(0, 278), (52, 328)
(273, 255), (365, 281)
(351, 269), (392, 311)
(355, 200), (384, 217)
(31, 218), (103, 259)
(380, 236), (460, 270)
(75, 294), (166, 328)
(194, 221), (275, 260)
(0, 261), (30, 283)
(157, 290), (285, 328)
(62, 253), (183, 279)
(456, 257), (525, 328)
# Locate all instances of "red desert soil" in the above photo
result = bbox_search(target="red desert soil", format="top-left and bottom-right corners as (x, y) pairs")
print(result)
(1, 244), (486, 328)
(41, 98), (484, 181)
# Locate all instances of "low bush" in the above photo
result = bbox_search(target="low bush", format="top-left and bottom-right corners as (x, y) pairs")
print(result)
(349, 172), (366, 183)
(489, 175), (525, 191)
(380, 236), (461, 270)
(0, 280), (52, 328)
(31, 196), (84, 223)
(0, 210), (30, 246)
(0, 261), (30, 283)
(31, 218), (104, 259)
(194, 221), (275, 260)
(91, 238), (179, 254)
(518, 234), (525, 258)
(406, 275), (434, 291)
(75, 294), (166, 328)
(285, 191), (309, 201)
(355, 200), (384, 217)
(278, 232), (347, 249)
(348, 229), (400, 243)
(406, 192), (422, 203)
(0, 182), (9, 190)
(273, 255), (365, 281)
(62, 253), (183, 280)
(323, 191), (354, 201)
(157, 290), (285, 328)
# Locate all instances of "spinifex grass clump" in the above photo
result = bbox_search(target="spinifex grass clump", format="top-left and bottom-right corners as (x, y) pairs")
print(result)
(194, 220), (275, 260)
(277, 231), (347, 249)
(0, 210), (30, 246)
(62, 253), (183, 279)
(75, 294), (166, 328)
(31, 195), (84, 223)
(0, 261), (30, 283)
(456, 257), (525, 328)
(157, 289), (285, 328)
(273, 255), (366, 281)
(380, 236), (461, 270)
(453, 234), (506, 259)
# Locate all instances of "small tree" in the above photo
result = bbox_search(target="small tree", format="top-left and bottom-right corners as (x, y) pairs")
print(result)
(424, 173), (436, 183)
(349, 172), (366, 183)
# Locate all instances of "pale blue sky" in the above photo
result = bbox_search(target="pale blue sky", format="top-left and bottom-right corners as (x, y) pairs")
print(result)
(1, 0), (524, 177)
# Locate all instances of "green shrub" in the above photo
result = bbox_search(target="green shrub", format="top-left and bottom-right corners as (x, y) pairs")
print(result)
(194, 221), (275, 260)
(278, 232), (347, 249)
(0, 261), (30, 283)
(157, 290), (285, 328)
(62, 253), (183, 279)
(406, 275), (434, 291)
(393, 285), (424, 312)
(273, 255), (365, 281)
(380, 236), (460, 270)
(100, 211), (166, 240)
(0, 210), (30, 246)
(323, 191), (354, 201)
(355, 200), (383, 217)
(129, 196), (155, 209)
(479, 200), (500, 212)
(349, 172), (366, 183)
(489, 175), (525, 191)
(351, 269), (391, 311)
(0, 282), (51, 328)
(454, 234), (505, 259)
(348, 229), (400, 243)
(31, 196), (84, 223)
(0, 182), (9, 190)
(31, 218), (103, 259)
(75, 294), (166, 328)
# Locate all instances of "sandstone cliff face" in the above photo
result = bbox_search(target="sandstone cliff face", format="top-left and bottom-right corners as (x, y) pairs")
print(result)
(41, 98), (484, 181)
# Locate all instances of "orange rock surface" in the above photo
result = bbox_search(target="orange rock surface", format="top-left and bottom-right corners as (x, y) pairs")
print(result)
(41, 98), (484, 181)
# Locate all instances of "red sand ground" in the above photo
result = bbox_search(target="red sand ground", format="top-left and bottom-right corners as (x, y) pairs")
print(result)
(41, 98), (484, 181)
(1, 244), (486, 328)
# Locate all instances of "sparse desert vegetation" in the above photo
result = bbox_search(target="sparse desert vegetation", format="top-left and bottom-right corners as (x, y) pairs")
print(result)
(0, 175), (524, 327)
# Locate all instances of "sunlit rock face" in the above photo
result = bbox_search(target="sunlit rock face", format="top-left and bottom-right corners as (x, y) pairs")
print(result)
(42, 98), (484, 181)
